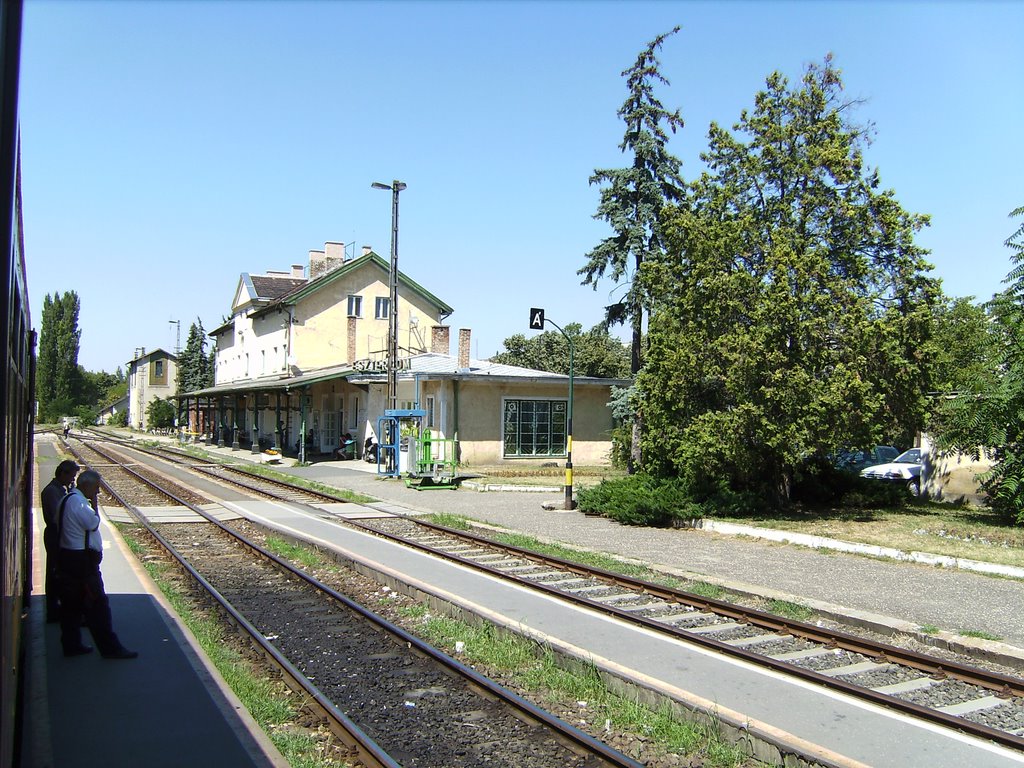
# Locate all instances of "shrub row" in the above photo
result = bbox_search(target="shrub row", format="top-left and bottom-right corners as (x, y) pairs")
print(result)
(578, 462), (907, 526)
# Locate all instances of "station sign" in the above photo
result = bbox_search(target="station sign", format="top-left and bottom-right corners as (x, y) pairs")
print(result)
(353, 357), (411, 373)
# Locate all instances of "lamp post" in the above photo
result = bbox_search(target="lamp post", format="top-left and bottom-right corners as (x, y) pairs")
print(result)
(372, 179), (407, 474)
(528, 308), (575, 510)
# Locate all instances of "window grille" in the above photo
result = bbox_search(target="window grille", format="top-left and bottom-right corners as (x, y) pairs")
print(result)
(503, 399), (567, 458)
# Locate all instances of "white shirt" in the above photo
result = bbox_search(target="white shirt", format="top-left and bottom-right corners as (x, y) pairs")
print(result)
(58, 488), (103, 552)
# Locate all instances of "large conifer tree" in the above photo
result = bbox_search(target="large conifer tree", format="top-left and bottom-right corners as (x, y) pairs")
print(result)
(579, 27), (685, 468)
(640, 57), (938, 502)
(176, 319), (213, 394)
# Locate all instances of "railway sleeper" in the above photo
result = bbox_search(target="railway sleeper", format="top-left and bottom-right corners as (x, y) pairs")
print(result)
(938, 695), (1008, 716)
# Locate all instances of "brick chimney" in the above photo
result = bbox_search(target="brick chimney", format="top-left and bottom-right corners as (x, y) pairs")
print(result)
(308, 249), (327, 278)
(325, 241), (346, 261)
(291, 264), (304, 279)
(431, 325), (450, 355)
(458, 328), (471, 369)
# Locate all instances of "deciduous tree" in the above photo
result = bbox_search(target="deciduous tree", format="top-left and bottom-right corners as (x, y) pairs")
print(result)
(939, 206), (1024, 523)
(36, 291), (83, 421)
(491, 323), (630, 378)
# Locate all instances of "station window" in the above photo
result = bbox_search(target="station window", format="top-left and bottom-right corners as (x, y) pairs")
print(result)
(502, 399), (567, 458)
(154, 360), (163, 377)
(375, 297), (390, 320)
(347, 295), (362, 317)
(425, 395), (435, 428)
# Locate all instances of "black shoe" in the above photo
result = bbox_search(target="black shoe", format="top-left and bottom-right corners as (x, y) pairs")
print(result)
(101, 647), (138, 660)
(63, 645), (93, 657)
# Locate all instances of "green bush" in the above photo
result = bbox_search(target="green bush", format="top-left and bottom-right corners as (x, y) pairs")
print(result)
(576, 474), (701, 526)
(108, 409), (128, 427)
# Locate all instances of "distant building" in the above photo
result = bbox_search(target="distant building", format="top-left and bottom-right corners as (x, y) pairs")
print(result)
(97, 394), (129, 425)
(126, 348), (178, 430)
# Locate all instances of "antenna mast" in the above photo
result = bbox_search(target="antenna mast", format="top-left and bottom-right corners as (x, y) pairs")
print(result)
(169, 319), (181, 354)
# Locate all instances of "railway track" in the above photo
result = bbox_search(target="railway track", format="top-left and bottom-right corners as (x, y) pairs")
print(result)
(62, 435), (645, 768)
(72, 432), (1024, 750)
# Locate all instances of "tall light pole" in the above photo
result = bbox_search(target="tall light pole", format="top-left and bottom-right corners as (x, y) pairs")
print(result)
(529, 308), (575, 509)
(372, 179), (406, 474)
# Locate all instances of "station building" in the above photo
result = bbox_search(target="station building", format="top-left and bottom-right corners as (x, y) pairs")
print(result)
(178, 241), (628, 466)
(126, 348), (178, 430)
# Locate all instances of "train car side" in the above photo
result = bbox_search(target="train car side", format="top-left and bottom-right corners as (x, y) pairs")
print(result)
(0, 2), (30, 768)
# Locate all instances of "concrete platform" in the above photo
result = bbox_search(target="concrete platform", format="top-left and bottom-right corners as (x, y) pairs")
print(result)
(25, 439), (285, 768)
(223, 496), (1024, 768)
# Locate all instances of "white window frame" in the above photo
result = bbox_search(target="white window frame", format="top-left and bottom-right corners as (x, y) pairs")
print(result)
(347, 295), (362, 318)
(375, 296), (390, 320)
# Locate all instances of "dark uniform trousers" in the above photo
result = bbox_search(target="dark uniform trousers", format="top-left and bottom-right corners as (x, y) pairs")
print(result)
(57, 548), (123, 655)
(43, 526), (61, 620)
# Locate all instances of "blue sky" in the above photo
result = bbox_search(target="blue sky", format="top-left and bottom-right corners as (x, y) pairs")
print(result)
(19, 0), (1024, 373)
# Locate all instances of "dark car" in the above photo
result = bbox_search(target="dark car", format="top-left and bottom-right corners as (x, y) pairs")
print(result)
(832, 446), (900, 474)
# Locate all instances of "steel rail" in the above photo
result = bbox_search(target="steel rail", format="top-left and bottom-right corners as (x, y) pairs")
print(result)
(62, 440), (401, 768)
(72, 436), (645, 768)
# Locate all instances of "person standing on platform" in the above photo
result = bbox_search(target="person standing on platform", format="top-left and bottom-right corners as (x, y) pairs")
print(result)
(40, 459), (79, 623)
(56, 470), (138, 659)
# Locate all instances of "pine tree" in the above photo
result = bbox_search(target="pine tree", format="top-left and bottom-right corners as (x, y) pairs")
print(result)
(176, 319), (213, 394)
(579, 27), (685, 469)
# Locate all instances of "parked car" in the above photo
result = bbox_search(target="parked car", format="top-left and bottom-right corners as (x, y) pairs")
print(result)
(832, 445), (899, 474)
(860, 448), (924, 495)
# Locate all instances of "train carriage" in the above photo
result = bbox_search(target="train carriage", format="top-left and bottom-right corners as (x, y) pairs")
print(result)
(0, 2), (31, 767)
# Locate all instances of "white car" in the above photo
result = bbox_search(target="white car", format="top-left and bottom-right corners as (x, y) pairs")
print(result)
(860, 448), (924, 495)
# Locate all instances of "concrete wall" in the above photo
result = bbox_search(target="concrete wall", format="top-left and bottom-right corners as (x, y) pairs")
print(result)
(921, 433), (993, 504)
(454, 380), (614, 466)
(128, 354), (178, 430)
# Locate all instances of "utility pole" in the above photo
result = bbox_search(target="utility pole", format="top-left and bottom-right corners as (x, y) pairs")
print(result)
(372, 179), (407, 475)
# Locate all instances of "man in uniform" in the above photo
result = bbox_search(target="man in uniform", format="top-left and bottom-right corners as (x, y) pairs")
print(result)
(56, 470), (138, 659)
(40, 459), (78, 623)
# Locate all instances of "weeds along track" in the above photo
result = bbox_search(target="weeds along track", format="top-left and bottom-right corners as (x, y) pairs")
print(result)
(68, 434), (643, 768)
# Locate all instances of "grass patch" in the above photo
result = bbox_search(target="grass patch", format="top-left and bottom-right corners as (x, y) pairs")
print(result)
(918, 624), (940, 634)
(264, 536), (333, 571)
(767, 599), (812, 621)
(712, 501), (1024, 570)
(410, 613), (751, 766)
(426, 512), (473, 531)
(232, 463), (377, 504)
(119, 528), (347, 768)
(960, 629), (1002, 641)
(490, 531), (686, 588)
(473, 464), (625, 488)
